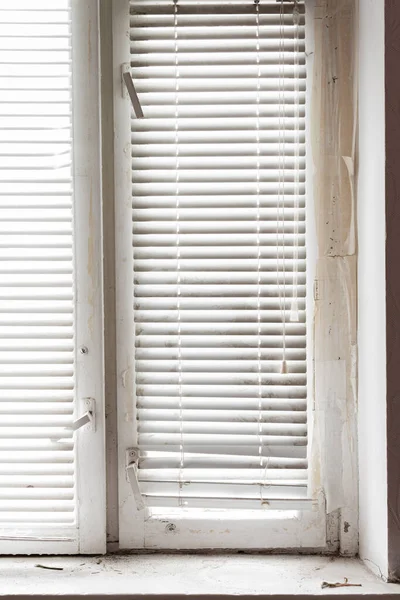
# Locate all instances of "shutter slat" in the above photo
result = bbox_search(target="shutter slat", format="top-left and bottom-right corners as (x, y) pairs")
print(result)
(132, 158), (306, 170)
(136, 347), (306, 359)
(0, 500), (73, 511)
(138, 396), (305, 409)
(133, 236), (305, 248)
(132, 130), (305, 143)
(133, 145), (304, 157)
(140, 468), (307, 480)
(0, 460), (73, 471)
(137, 374), (306, 386)
(134, 272), (306, 285)
(135, 336), (306, 351)
(134, 296), (306, 308)
(131, 0), (308, 510)
(141, 482), (306, 498)
(133, 169), (305, 182)
(132, 184), (305, 196)
(135, 310), (305, 323)
(132, 32), (305, 44)
(132, 55), (304, 68)
(131, 17), (303, 28)
(0, 401), (73, 414)
(132, 40), (305, 53)
(0, 513), (73, 524)
(139, 422), (306, 435)
(137, 444), (306, 458)
(130, 2), (304, 15)
(138, 433), (306, 446)
(134, 257), (305, 269)
(138, 383), (306, 398)
(0, 476), (74, 488)
(138, 409), (306, 422)
(133, 285), (306, 298)
(139, 453), (306, 469)
(135, 91), (305, 107)
(134, 246), (306, 258)
(132, 66), (305, 79)
(0, 1), (76, 529)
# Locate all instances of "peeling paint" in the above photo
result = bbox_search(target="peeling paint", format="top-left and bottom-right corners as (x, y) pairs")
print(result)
(312, 0), (358, 556)
(121, 367), (133, 423)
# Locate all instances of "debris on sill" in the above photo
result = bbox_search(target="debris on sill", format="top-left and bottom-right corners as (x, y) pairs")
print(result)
(321, 577), (362, 589)
(34, 564), (64, 571)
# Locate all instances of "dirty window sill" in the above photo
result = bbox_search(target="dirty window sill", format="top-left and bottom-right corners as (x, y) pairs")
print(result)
(1, 555), (399, 597)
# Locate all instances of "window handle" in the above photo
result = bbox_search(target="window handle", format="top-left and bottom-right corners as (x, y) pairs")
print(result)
(126, 448), (146, 511)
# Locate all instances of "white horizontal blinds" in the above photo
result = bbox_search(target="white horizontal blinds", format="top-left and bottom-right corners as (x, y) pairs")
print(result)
(130, 0), (307, 509)
(0, 1), (76, 528)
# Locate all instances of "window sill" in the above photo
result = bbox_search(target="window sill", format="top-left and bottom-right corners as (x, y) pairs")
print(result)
(1, 555), (399, 598)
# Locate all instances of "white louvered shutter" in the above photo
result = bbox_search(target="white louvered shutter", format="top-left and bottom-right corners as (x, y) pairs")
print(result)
(0, 0), (105, 551)
(130, 0), (308, 510)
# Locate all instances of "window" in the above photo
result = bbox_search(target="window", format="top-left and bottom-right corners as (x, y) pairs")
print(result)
(114, 0), (326, 550)
(0, 0), (105, 554)
(0, 0), (358, 556)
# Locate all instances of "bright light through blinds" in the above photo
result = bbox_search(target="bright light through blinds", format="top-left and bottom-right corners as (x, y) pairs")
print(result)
(0, 1), (76, 530)
(130, 0), (307, 510)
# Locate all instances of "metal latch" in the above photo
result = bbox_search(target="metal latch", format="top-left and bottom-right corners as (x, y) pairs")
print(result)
(126, 448), (146, 511)
(53, 398), (95, 442)
(122, 64), (144, 119)
(73, 397), (95, 432)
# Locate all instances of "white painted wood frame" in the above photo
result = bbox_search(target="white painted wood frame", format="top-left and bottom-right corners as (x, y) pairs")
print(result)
(72, 0), (106, 555)
(114, 0), (326, 550)
(0, 0), (106, 555)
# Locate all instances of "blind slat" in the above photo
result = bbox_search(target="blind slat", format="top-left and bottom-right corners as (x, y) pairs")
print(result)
(138, 408), (306, 421)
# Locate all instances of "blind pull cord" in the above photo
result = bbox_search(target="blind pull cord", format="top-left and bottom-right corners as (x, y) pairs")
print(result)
(277, 0), (288, 375)
(290, 2), (301, 322)
(174, 0), (186, 508)
(254, 0), (266, 503)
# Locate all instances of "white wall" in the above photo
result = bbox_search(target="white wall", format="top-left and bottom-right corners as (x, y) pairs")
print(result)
(358, 0), (388, 579)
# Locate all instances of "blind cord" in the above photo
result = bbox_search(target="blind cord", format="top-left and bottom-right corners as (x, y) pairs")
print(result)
(254, 0), (266, 503)
(174, 0), (186, 507)
(277, 0), (288, 375)
(290, 2), (300, 323)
